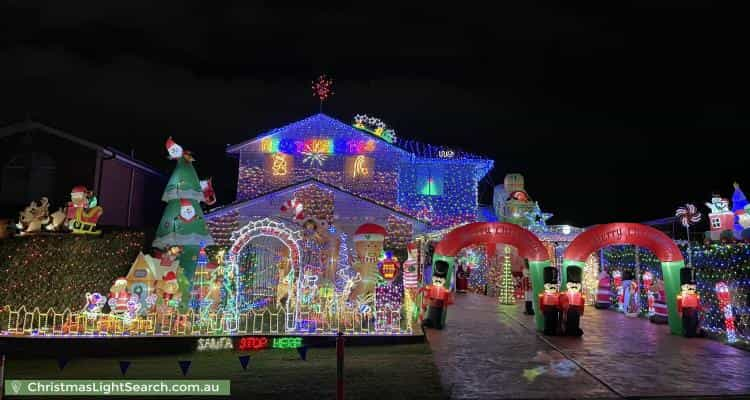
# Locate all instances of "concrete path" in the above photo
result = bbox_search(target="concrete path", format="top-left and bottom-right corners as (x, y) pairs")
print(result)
(425, 293), (750, 399)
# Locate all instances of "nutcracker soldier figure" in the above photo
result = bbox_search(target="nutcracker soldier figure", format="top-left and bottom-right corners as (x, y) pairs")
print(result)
(420, 260), (454, 329)
(560, 266), (585, 336)
(522, 261), (534, 315)
(538, 266), (561, 336)
(676, 267), (701, 337)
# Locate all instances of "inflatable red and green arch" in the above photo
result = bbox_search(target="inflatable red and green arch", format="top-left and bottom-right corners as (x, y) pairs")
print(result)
(433, 222), (552, 331)
(562, 223), (686, 335)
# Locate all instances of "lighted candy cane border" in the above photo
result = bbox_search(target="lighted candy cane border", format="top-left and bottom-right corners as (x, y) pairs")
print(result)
(228, 218), (303, 330)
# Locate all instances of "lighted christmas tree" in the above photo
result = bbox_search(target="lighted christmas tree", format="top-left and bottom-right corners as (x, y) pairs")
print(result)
(498, 245), (516, 305)
(189, 241), (211, 311)
(153, 138), (214, 296)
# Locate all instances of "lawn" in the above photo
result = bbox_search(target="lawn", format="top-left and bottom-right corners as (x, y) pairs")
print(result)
(4, 343), (447, 400)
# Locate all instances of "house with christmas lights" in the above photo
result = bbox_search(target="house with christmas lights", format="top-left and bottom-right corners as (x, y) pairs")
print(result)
(205, 113), (494, 244)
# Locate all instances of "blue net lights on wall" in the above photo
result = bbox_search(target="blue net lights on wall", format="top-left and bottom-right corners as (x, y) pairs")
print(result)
(229, 113), (493, 230)
(603, 243), (750, 344)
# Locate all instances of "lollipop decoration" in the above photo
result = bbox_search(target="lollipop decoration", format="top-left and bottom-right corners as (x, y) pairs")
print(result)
(312, 74), (334, 112)
(675, 203), (702, 266)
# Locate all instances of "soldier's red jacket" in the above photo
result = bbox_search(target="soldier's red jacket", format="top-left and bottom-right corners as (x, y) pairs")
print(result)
(677, 293), (701, 313)
(421, 285), (454, 308)
(559, 291), (585, 315)
(538, 291), (560, 313)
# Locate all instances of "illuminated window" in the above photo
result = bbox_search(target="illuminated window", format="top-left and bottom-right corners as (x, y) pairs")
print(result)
(416, 167), (443, 196)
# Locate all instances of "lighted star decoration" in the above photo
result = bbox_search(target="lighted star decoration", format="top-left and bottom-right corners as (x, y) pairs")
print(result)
(301, 142), (329, 167)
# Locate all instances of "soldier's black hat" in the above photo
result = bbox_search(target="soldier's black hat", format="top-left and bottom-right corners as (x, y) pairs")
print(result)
(543, 266), (558, 284)
(567, 266), (582, 284)
(680, 267), (696, 285)
(623, 270), (634, 281)
(433, 260), (450, 278)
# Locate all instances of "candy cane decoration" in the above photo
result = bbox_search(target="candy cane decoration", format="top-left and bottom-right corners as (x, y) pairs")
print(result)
(675, 203), (702, 266)
(715, 282), (737, 343)
(280, 198), (304, 220)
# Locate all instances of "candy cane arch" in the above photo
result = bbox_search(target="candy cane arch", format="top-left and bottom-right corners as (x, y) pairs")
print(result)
(563, 223), (686, 335)
(432, 222), (551, 331)
(715, 282), (736, 343)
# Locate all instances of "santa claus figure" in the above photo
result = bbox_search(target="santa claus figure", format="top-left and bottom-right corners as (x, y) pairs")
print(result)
(165, 137), (184, 160)
(595, 270), (612, 309)
(559, 266), (585, 336)
(351, 223), (387, 300)
(108, 277), (130, 314)
(649, 279), (668, 324)
(455, 263), (469, 293)
(66, 185), (103, 234)
(179, 199), (196, 222)
(420, 260), (454, 329)
(200, 179), (217, 206)
(677, 268), (701, 337)
(538, 266), (560, 336)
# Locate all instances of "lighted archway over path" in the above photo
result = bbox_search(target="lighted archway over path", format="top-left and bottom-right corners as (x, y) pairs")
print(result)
(563, 223), (686, 335)
(433, 222), (551, 331)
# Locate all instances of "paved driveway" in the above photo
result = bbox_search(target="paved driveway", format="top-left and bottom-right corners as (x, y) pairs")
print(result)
(425, 293), (750, 399)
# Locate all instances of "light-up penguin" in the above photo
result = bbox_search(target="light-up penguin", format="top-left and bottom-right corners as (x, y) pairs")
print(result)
(84, 292), (106, 317)
(676, 267), (702, 337)
(538, 266), (561, 336)
(559, 266), (585, 336)
(420, 260), (454, 329)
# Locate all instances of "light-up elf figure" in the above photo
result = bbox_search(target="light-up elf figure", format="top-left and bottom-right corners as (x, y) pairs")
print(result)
(420, 260), (454, 329)
(559, 266), (585, 336)
(538, 266), (561, 336)
(677, 267), (702, 337)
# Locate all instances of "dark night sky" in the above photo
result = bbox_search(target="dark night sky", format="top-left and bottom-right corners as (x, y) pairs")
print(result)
(1, 2), (748, 227)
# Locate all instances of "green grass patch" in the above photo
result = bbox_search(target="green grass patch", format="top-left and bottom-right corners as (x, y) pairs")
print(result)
(5, 343), (446, 400)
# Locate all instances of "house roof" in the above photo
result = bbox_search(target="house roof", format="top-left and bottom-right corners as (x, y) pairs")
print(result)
(206, 177), (430, 227)
(0, 120), (166, 178)
(226, 113), (411, 156)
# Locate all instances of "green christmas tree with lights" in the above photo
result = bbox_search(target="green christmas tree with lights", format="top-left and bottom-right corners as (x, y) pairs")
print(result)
(498, 246), (516, 305)
(153, 138), (214, 307)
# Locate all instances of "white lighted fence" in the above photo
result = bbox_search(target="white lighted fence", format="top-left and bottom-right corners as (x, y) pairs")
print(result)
(1, 305), (414, 337)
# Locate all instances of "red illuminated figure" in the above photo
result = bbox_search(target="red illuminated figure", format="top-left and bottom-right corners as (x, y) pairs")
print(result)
(420, 260), (454, 329)
(455, 263), (469, 293)
(559, 266), (585, 336)
(676, 268), (701, 337)
(538, 266), (561, 336)
(715, 282), (737, 343)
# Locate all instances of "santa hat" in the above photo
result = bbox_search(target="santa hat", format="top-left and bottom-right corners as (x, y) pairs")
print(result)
(71, 185), (87, 194)
(163, 271), (177, 282)
(180, 199), (192, 207)
(353, 223), (387, 242)
(166, 137), (179, 151)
